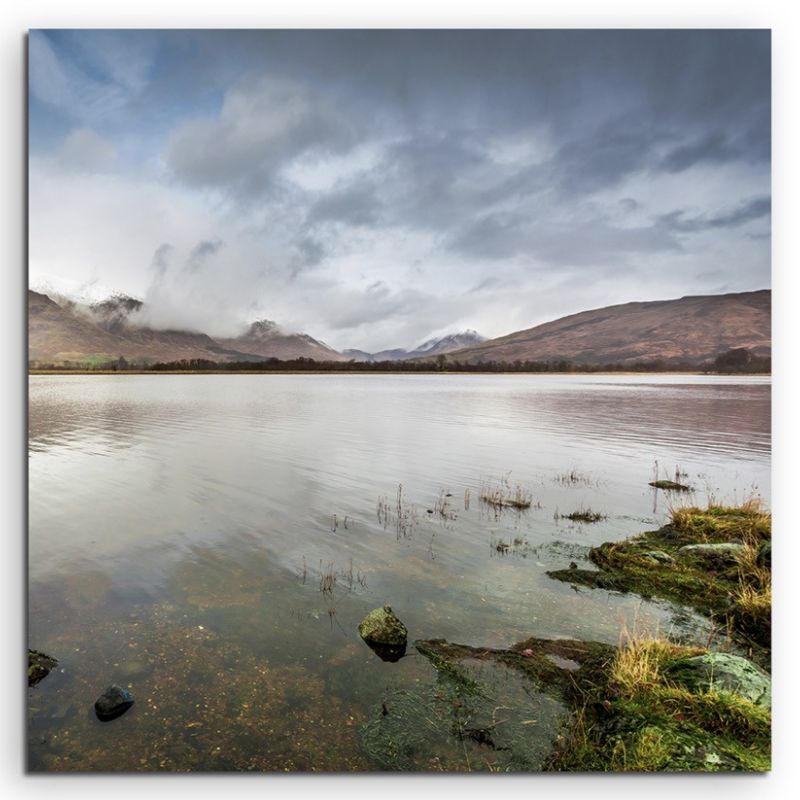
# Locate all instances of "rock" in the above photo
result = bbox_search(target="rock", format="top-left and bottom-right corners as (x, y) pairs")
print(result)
(756, 541), (771, 569)
(666, 652), (771, 708)
(94, 684), (134, 721)
(28, 649), (58, 687)
(640, 550), (675, 565)
(358, 605), (408, 662)
(677, 542), (744, 568)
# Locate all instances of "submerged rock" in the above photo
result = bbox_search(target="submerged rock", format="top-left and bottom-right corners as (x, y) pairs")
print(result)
(94, 684), (134, 721)
(358, 606), (408, 661)
(666, 652), (771, 708)
(28, 649), (58, 687)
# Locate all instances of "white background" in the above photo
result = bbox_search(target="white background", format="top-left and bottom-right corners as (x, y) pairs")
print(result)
(2, 2), (797, 798)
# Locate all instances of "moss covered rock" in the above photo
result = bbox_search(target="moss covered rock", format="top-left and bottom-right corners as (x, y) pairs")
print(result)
(28, 649), (57, 687)
(359, 605), (407, 645)
(358, 606), (408, 661)
(665, 653), (771, 709)
(677, 542), (744, 567)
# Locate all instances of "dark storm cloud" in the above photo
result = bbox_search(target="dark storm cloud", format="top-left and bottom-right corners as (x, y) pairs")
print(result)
(450, 211), (681, 263)
(659, 196), (771, 233)
(660, 132), (741, 173)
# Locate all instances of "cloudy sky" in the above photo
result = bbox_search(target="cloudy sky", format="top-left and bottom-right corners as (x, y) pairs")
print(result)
(28, 29), (771, 350)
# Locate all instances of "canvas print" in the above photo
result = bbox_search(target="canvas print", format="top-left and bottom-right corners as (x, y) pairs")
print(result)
(27, 30), (771, 772)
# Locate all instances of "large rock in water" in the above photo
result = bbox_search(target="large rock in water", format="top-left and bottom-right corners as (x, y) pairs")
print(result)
(358, 605), (408, 662)
(94, 684), (134, 721)
(666, 653), (771, 708)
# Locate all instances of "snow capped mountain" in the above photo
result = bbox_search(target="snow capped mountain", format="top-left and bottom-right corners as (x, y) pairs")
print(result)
(413, 330), (486, 356)
(343, 330), (487, 362)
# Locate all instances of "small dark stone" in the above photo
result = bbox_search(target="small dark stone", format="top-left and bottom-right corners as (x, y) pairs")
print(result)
(94, 684), (134, 721)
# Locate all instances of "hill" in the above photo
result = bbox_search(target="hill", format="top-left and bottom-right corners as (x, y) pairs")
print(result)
(438, 291), (771, 366)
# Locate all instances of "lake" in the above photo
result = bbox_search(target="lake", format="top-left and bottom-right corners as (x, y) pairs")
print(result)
(27, 374), (771, 771)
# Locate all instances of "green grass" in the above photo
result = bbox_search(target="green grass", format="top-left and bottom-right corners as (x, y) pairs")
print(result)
(548, 637), (771, 772)
(548, 502), (772, 655)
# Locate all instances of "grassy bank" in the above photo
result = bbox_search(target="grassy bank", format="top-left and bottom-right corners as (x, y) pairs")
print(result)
(383, 501), (772, 771)
(547, 636), (771, 771)
(405, 632), (770, 772)
(549, 501), (771, 659)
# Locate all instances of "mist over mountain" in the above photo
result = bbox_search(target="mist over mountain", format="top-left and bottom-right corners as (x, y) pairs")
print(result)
(28, 290), (342, 365)
(344, 330), (486, 362)
(28, 289), (770, 369)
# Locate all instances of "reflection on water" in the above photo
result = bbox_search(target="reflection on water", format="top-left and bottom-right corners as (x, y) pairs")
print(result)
(28, 374), (770, 771)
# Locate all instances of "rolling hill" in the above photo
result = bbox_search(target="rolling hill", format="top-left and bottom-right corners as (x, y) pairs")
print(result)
(437, 291), (771, 367)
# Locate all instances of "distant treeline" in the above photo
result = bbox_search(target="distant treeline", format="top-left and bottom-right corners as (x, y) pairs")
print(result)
(29, 348), (771, 374)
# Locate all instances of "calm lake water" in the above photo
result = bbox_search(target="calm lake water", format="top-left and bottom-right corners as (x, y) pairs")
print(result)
(27, 374), (771, 771)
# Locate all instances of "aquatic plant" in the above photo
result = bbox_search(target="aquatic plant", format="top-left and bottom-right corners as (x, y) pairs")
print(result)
(560, 508), (606, 523)
(554, 469), (595, 487)
(479, 479), (534, 510)
(377, 483), (418, 538)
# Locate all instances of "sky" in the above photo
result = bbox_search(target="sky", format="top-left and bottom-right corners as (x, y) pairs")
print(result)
(28, 29), (771, 350)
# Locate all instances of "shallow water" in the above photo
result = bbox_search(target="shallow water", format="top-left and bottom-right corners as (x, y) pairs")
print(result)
(27, 374), (770, 771)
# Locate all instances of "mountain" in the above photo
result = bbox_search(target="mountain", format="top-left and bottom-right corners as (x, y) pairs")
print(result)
(28, 291), (341, 365)
(436, 291), (771, 366)
(414, 330), (486, 357)
(216, 320), (348, 362)
(344, 330), (486, 362)
(87, 294), (144, 332)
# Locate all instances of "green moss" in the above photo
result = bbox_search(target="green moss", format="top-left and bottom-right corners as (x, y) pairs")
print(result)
(358, 605), (408, 646)
(548, 504), (772, 656)
(547, 640), (771, 772)
(410, 636), (770, 772)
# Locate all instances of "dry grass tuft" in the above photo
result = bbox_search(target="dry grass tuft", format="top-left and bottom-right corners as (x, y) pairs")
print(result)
(479, 480), (534, 510)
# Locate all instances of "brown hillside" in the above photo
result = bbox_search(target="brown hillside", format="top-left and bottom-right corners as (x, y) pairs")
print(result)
(442, 290), (771, 366)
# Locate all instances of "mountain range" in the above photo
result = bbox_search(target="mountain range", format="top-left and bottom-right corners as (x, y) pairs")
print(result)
(27, 290), (481, 366)
(28, 288), (770, 368)
(343, 330), (486, 362)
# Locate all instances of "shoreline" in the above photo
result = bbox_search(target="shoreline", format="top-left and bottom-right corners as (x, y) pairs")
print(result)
(28, 369), (772, 377)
